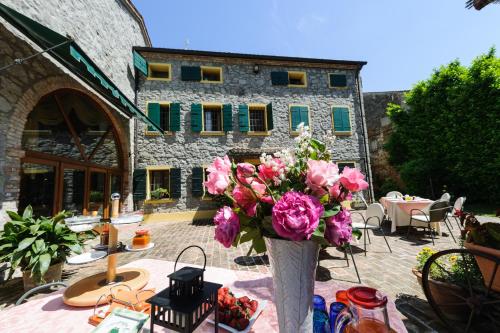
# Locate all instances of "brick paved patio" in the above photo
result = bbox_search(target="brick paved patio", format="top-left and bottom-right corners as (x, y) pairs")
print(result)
(0, 211), (470, 332)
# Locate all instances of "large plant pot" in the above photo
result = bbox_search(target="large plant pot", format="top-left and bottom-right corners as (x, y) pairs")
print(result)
(264, 237), (319, 333)
(464, 240), (500, 292)
(412, 268), (469, 319)
(22, 262), (63, 291)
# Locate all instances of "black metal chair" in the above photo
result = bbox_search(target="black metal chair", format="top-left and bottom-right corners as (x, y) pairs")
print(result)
(406, 200), (455, 245)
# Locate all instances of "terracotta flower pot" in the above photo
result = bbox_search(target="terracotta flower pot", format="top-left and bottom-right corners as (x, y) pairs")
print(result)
(22, 262), (63, 291)
(464, 240), (500, 292)
(412, 268), (469, 319)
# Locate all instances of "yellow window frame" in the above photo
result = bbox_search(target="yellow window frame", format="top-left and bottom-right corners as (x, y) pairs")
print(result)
(247, 103), (270, 136)
(145, 101), (173, 136)
(200, 102), (225, 135)
(288, 104), (311, 136)
(145, 166), (174, 204)
(331, 105), (353, 136)
(147, 63), (172, 81)
(328, 72), (348, 89)
(288, 71), (307, 88)
(201, 66), (223, 83)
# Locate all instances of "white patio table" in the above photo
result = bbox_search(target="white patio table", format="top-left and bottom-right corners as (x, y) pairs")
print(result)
(380, 197), (436, 233)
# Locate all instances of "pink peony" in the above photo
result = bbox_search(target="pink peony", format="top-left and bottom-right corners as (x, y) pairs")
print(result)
(306, 160), (340, 196)
(232, 181), (266, 216)
(272, 191), (324, 241)
(236, 163), (256, 185)
(207, 155), (231, 175)
(325, 209), (352, 246)
(258, 158), (286, 185)
(213, 206), (240, 248)
(204, 171), (230, 195)
(339, 167), (369, 192)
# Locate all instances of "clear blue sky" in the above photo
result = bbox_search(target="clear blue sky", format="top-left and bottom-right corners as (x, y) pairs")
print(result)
(133, 0), (500, 92)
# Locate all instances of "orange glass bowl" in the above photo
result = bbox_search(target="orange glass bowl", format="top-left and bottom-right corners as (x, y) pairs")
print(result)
(132, 229), (151, 249)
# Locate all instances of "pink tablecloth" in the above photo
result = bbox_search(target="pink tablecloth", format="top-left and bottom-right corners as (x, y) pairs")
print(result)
(380, 197), (434, 233)
(0, 259), (407, 332)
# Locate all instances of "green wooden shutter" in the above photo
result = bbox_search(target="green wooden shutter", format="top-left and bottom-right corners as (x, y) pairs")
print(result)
(300, 106), (309, 126)
(222, 104), (233, 132)
(271, 71), (289, 85)
(191, 103), (203, 132)
(170, 168), (181, 199)
(147, 103), (161, 131)
(266, 103), (274, 130)
(170, 103), (181, 132)
(238, 104), (249, 132)
(133, 169), (146, 201)
(191, 167), (204, 197)
(330, 74), (347, 87)
(333, 107), (351, 132)
(181, 66), (201, 81)
(290, 106), (301, 131)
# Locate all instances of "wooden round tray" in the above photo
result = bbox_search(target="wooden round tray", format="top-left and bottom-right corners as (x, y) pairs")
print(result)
(63, 267), (149, 307)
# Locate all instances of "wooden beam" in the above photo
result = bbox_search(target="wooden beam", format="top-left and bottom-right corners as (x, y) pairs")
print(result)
(54, 94), (88, 161)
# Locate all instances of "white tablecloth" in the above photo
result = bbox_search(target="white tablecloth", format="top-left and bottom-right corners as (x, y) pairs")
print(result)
(380, 197), (435, 233)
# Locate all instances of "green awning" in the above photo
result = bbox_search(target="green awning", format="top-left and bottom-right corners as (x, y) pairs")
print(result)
(0, 3), (162, 132)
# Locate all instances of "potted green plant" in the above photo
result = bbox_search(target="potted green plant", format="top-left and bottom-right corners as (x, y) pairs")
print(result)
(88, 191), (103, 212)
(150, 187), (170, 200)
(461, 212), (500, 292)
(0, 206), (95, 290)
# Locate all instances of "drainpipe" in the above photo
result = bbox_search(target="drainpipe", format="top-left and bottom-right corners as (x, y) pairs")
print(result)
(355, 69), (375, 203)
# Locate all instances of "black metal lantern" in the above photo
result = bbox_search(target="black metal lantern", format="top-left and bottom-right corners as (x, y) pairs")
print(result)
(147, 245), (222, 333)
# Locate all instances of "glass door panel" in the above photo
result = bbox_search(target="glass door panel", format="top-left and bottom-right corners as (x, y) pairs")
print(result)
(19, 162), (56, 217)
(89, 171), (106, 216)
(62, 167), (85, 216)
(110, 174), (122, 196)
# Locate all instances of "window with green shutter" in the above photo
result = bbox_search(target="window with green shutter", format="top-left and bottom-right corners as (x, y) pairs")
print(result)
(147, 102), (160, 132)
(332, 107), (352, 134)
(181, 66), (201, 81)
(191, 104), (203, 132)
(271, 71), (289, 85)
(191, 167), (204, 197)
(222, 104), (233, 131)
(266, 103), (274, 130)
(329, 74), (347, 88)
(289, 105), (309, 132)
(170, 168), (182, 199)
(133, 169), (146, 202)
(238, 104), (249, 132)
(170, 103), (181, 132)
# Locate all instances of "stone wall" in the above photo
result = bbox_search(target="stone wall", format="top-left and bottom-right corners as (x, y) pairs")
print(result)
(135, 52), (369, 213)
(1, 0), (149, 100)
(363, 91), (407, 198)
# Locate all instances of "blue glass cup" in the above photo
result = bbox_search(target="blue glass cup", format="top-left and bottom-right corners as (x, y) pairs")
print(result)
(329, 302), (347, 333)
(313, 294), (327, 312)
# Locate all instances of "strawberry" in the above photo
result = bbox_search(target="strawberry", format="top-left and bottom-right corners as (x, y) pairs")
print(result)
(238, 296), (250, 304)
(228, 318), (238, 329)
(237, 318), (250, 330)
(249, 300), (258, 312)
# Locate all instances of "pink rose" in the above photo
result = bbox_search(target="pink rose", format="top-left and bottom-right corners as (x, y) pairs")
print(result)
(258, 158), (286, 185)
(329, 183), (352, 202)
(272, 192), (324, 241)
(207, 155), (231, 175)
(236, 163), (256, 185)
(213, 206), (240, 248)
(204, 171), (230, 195)
(232, 181), (266, 216)
(325, 209), (352, 246)
(339, 167), (369, 192)
(306, 160), (340, 196)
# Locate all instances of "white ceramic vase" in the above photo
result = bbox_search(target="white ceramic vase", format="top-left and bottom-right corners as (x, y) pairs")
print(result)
(264, 237), (320, 333)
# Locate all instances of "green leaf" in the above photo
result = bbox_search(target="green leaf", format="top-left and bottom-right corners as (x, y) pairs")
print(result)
(0, 243), (13, 252)
(22, 205), (33, 220)
(33, 239), (46, 253)
(323, 207), (340, 218)
(310, 138), (326, 152)
(252, 237), (266, 254)
(38, 253), (51, 278)
(17, 237), (37, 251)
(64, 243), (82, 254)
(311, 234), (330, 246)
(7, 211), (23, 221)
(240, 228), (260, 243)
(30, 224), (40, 235)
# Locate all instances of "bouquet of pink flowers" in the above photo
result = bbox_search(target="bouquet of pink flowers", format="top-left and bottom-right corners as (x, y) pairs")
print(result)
(204, 125), (369, 253)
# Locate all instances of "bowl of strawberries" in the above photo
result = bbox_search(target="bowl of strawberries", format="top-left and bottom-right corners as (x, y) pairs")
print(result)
(208, 287), (267, 333)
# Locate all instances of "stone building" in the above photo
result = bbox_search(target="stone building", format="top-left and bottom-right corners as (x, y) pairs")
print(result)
(133, 48), (373, 222)
(0, 1), (157, 224)
(363, 90), (407, 198)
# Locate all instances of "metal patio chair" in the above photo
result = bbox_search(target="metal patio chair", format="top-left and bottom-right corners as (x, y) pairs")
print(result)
(15, 282), (67, 306)
(440, 192), (451, 203)
(406, 200), (455, 245)
(446, 196), (466, 230)
(351, 203), (392, 256)
(386, 191), (403, 199)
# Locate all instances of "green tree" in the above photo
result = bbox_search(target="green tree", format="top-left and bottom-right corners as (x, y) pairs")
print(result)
(385, 48), (500, 203)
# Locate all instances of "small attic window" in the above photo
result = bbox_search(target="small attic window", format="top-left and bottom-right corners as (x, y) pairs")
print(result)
(288, 71), (307, 87)
(201, 66), (223, 83)
(148, 63), (171, 81)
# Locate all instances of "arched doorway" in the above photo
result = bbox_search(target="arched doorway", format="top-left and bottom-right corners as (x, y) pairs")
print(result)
(19, 89), (125, 218)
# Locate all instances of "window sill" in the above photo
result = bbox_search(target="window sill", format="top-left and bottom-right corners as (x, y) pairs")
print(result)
(288, 84), (307, 88)
(145, 131), (174, 136)
(247, 131), (271, 136)
(145, 199), (174, 204)
(147, 77), (172, 82)
(333, 131), (352, 136)
(200, 131), (226, 136)
(329, 85), (348, 89)
(200, 80), (223, 84)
